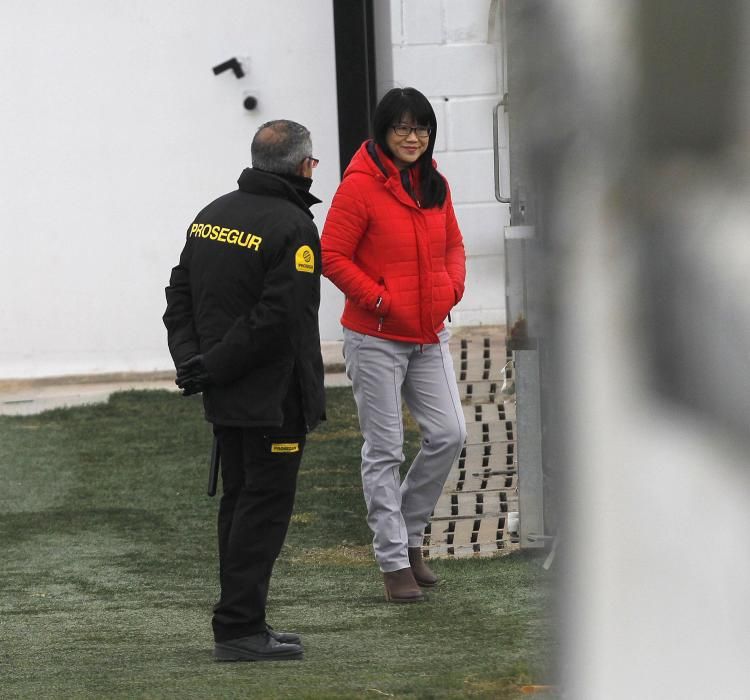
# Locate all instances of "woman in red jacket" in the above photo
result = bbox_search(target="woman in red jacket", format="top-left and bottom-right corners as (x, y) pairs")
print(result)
(321, 87), (467, 603)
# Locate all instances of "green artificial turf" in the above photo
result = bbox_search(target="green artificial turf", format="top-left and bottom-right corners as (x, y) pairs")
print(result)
(0, 388), (558, 699)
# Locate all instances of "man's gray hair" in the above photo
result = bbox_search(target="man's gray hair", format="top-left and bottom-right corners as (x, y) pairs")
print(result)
(251, 120), (312, 176)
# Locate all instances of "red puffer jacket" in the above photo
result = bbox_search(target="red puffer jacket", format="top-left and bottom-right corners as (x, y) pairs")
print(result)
(321, 141), (465, 344)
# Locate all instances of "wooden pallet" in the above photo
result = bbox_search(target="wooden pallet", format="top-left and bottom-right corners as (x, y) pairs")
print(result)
(424, 328), (520, 559)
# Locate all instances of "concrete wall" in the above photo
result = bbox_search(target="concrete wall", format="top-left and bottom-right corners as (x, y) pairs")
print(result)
(373, 0), (510, 327)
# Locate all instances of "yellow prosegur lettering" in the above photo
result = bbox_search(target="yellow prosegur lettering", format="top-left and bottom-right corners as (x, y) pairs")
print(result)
(271, 442), (300, 453)
(295, 245), (315, 273)
(189, 223), (262, 252)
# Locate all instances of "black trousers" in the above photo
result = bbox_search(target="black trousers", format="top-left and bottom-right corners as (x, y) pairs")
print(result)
(211, 386), (306, 643)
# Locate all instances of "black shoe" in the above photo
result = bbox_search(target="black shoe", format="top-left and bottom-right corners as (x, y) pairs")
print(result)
(213, 631), (303, 662)
(266, 623), (302, 645)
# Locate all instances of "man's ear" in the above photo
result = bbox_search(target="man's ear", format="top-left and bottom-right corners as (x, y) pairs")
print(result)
(297, 157), (313, 178)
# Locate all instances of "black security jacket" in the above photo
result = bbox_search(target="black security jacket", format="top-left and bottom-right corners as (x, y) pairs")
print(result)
(163, 168), (326, 430)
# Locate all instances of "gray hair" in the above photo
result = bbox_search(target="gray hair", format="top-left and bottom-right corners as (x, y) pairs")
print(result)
(251, 119), (312, 175)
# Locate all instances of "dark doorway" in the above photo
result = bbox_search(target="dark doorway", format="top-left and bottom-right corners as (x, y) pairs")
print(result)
(332, 0), (377, 178)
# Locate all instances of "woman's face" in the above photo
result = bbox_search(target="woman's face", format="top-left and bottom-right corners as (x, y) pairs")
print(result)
(385, 112), (430, 170)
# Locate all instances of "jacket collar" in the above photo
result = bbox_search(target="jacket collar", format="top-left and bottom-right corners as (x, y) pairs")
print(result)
(358, 141), (421, 209)
(237, 167), (321, 218)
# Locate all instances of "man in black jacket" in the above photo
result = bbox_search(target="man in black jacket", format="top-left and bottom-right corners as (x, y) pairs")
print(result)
(163, 120), (325, 662)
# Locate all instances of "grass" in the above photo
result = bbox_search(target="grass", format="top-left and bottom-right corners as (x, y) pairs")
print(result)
(0, 388), (558, 699)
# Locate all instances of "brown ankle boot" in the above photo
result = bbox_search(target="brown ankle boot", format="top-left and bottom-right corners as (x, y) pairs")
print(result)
(408, 547), (438, 587)
(383, 567), (425, 603)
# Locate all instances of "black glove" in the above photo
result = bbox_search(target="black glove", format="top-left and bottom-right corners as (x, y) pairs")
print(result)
(176, 355), (211, 396)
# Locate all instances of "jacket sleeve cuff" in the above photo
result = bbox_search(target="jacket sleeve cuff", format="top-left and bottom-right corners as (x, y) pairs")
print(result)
(201, 345), (236, 385)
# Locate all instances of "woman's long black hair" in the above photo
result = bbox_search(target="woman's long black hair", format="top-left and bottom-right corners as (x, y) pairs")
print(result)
(372, 87), (447, 209)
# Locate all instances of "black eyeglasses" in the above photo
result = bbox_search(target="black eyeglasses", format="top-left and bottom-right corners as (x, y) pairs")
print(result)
(391, 124), (431, 138)
(303, 156), (320, 168)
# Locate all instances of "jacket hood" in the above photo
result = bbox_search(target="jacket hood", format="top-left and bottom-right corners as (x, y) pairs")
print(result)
(237, 167), (322, 218)
(343, 141), (400, 182)
(344, 141), (435, 209)
(343, 140), (440, 178)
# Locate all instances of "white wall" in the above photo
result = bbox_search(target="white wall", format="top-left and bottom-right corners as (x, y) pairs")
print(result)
(373, 0), (509, 327)
(0, 0), (341, 379)
(0, 0), (505, 380)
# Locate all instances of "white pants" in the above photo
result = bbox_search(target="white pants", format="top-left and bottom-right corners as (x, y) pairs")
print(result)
(343, 328), (467, 572)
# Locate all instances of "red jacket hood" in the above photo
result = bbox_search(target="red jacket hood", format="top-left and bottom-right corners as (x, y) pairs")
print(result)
(343, 141), (393, 180)
(344, 140), (438, 209)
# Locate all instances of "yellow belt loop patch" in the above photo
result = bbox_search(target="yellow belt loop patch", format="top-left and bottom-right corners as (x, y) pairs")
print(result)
(295, 245), (315, 273)
(271, 442), (300, 453)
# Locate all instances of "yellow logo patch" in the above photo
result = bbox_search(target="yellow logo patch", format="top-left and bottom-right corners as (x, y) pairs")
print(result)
(295, 245), (315, 273)
(271, 442), (300, 453)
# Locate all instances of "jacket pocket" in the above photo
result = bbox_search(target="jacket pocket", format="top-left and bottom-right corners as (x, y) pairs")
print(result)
(380, 266), (418, 333)
(431, 269), (455, 327)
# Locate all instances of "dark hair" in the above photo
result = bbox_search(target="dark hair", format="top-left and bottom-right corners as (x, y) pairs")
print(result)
(372, 87), (446, 208)
(251, 119), (312, 175)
